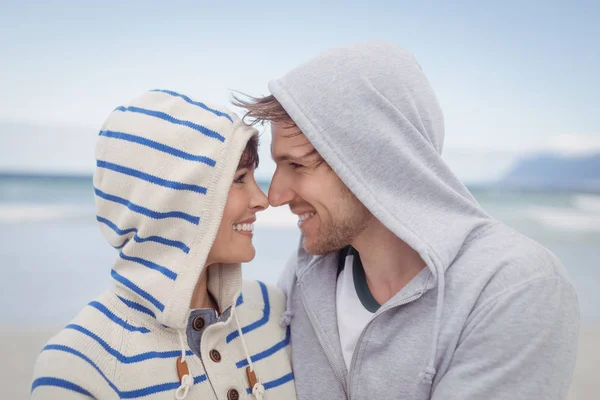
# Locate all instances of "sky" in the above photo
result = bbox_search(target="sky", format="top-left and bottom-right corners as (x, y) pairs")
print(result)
(1, 0), (599, 183)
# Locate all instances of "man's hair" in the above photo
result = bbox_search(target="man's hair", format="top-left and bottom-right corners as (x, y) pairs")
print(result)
(232, 94), (296, 128)
(238, 134), (259, 170)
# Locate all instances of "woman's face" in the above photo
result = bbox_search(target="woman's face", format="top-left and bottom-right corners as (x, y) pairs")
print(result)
(206, 166), (268, 265)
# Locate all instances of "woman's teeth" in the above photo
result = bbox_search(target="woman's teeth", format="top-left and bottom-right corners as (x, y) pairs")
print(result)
(233, 223), (254, 232)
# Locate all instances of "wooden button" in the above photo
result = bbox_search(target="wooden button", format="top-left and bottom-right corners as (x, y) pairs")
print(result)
(227, 389), (239, 400)
(192, 316), (205, 331)
(209, 349), (222, 362)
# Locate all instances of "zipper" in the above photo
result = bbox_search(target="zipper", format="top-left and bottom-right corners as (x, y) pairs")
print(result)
(346, 291), (425, 399)
(299, 283), (348, 399)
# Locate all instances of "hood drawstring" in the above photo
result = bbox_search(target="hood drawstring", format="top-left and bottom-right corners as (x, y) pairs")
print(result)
(280, 274), (297, 327)
(234, 312), (265, 400)
(172, 301), (269, 400)
(175, 330), (193, 399)
(419, 262), (446, 385)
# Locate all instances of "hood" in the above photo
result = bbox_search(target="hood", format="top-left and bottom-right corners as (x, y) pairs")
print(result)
(269, 42), (494, 383)
(268, 41), (491, 274)
(93, 89), (256, 329)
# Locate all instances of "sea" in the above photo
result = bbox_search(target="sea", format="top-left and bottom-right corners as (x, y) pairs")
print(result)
(1, 175), (599, 327)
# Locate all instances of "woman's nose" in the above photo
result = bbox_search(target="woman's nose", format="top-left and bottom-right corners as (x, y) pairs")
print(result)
(252, 184), (269, 211)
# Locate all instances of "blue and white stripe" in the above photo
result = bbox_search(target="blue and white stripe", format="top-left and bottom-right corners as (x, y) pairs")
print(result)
(97, 160), (208, 195)
(150, 89), (234, 123)
(94, 187), (201, 225)
(92, 90), (244, 319)
(32, 282), (296, 399)
(30, 91), (294, 400)
(111, 269), (165, 312)
(114, 105), (226, 142)
(97, 215), (191, 254)
(98, 130), (217, 166)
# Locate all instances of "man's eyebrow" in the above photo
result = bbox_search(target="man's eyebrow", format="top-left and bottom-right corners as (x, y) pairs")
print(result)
(274, 148), (319, 163)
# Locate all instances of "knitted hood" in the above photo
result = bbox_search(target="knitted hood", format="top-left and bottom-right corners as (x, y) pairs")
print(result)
(93, 89), (257, 330)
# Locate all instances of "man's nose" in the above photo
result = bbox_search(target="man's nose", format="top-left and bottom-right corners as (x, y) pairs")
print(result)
(268, 170), (295, 207)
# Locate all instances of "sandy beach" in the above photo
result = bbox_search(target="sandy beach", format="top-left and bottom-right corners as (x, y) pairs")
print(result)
(568, 323), (600, 400)
(2, 322), (598, 399)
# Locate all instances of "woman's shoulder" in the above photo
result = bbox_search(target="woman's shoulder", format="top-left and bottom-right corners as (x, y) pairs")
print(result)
(240, 279), (287, 318)
(34, 296), (128, 361)
(31, 299), (124, 398)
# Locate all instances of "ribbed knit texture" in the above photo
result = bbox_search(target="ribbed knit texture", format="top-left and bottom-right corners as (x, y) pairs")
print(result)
(31, 90), (296, 399)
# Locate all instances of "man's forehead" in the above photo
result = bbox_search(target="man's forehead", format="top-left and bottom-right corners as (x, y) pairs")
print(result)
(270, 123), (315, 158)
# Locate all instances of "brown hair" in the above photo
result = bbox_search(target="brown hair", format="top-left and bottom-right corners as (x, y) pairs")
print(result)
(234, 93), (326, 167)
(232, 94), (296, 128)
(237, 134), (259, 170)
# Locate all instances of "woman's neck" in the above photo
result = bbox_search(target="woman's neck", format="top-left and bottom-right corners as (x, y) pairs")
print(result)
(189, 268), (218, 311)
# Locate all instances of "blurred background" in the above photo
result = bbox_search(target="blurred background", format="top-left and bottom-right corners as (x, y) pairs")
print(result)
(1, 1), (598, 399)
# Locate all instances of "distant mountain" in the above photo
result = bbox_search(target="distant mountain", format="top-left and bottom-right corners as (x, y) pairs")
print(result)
(499, 152), (600, 192)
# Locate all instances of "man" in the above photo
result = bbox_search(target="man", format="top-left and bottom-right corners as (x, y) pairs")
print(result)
(237, 42), (579, 399)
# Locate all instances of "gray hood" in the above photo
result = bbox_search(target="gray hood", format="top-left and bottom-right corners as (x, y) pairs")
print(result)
(269, 42), (578, 400)
(269, 41), (491, 275)
(269, 40), (494, 385)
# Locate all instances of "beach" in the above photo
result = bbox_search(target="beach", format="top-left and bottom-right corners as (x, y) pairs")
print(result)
(3, 323), (598, 399)
(2, 177), (599, 398)
(568, 324), (600, 399)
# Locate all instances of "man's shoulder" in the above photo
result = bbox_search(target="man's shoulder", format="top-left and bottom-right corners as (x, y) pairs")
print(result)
(449, 222), (573, 306)
(465, 222), (566, 274)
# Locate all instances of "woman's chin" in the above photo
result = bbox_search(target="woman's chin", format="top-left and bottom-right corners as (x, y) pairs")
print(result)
(209, 244), (256, 265)
(229, 248), (256, 264)
(240, 248), (256, 263)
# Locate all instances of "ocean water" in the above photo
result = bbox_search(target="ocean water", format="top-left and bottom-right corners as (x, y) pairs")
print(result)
(0, 176), (598, 326)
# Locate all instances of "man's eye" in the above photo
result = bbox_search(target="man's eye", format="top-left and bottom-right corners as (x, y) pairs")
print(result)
(289, 162), (302, 169)
(234, 173), (247, 183)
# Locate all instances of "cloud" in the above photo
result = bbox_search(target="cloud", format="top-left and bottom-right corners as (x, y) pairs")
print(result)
(540, 133), (600, 156)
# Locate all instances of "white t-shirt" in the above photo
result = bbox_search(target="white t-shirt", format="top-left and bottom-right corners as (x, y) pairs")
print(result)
(336, 247), (381, 371)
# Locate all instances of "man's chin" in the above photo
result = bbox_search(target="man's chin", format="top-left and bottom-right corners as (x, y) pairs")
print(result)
(301, 235), (322, 255)
(302, 234), (346, 256)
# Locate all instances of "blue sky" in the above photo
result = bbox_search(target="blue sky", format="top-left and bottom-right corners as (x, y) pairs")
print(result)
(1, 1), (598, 182)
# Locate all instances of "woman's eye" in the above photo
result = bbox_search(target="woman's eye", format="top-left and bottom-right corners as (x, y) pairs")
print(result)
(234, 173), (247, 183)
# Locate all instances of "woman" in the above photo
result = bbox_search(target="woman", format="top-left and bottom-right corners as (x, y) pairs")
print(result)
(31, 89), (296, 400)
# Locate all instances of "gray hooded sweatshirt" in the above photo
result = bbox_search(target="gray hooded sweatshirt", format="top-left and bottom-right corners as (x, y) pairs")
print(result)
(269, 42), (580, 400)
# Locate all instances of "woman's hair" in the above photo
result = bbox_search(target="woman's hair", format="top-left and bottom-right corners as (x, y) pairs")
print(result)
(237, 134), (259, 170)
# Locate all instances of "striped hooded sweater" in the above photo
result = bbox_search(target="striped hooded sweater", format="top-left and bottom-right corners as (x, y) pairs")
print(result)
(31, 90), (296, 400)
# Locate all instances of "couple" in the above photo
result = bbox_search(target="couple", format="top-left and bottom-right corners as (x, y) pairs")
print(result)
(31, 42), (579, 400)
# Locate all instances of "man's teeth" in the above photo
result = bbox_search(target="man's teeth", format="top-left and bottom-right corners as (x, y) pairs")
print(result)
(233, 223), (254, 232)
(298, 212), (315, 221)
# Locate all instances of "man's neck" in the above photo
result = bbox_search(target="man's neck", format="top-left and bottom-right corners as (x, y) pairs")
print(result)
(351, 219), (426, 305)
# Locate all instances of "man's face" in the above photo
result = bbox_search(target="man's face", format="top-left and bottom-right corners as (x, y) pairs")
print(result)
(269, 122), (372, 255)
